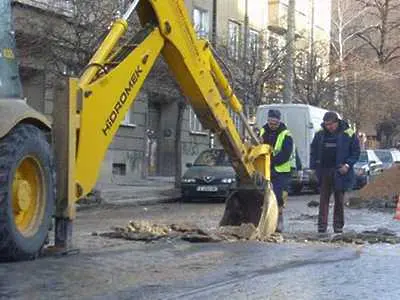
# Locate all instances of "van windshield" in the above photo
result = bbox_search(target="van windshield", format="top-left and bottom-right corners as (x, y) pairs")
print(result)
(0, 0), (23, 99)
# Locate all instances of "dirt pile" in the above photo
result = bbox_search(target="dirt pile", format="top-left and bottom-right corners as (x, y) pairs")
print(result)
(359, 166), (400, 200)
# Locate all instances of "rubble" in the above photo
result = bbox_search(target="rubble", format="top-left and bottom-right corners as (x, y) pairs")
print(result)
(98, 220), (400, 245)
(283, 228), (400, 245)
(346, 196), (398, 212)
(307, 200), (319, 207)
(99, 220), (217, 242)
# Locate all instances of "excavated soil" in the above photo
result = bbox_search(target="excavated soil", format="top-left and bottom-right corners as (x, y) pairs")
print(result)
(359, 166), (400, 200)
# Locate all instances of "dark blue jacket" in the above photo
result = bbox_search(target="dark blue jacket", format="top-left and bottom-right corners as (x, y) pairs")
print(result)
(310, 120), (360, 191)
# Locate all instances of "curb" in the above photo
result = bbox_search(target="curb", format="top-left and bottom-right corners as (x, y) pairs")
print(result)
(76, 195), (181, 211)
(103, 195), (181, 207)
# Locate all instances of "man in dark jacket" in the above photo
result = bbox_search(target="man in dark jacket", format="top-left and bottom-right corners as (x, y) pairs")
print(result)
(310, 111), (360, 233)
(260, 109), (295, 232)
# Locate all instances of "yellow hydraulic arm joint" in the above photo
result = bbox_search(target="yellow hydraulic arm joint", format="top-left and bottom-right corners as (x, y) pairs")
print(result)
(79, 19), (129, 87)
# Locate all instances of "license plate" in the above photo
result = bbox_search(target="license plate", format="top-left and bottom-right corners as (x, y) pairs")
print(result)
(196, 186), (218, 192)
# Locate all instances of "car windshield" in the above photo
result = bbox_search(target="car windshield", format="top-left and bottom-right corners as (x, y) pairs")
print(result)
(374, 150), (393, 163)
(193, 149), (231, 167)
(358, 151), (368, 163)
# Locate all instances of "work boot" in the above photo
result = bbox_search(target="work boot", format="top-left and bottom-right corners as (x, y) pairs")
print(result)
(276, 209), (284, 233)
(334, 227), (343, 234)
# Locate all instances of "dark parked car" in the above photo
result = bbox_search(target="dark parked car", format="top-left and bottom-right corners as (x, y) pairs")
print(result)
(181, 149), (236, 202)
(353, 150), (384, 189)
(374, 149), (400, 170)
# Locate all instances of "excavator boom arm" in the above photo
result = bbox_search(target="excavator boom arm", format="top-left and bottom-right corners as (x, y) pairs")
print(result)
(73, 0), (271, 200)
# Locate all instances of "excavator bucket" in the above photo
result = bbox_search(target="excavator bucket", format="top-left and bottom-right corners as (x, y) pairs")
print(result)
(219, 182), (279, 240)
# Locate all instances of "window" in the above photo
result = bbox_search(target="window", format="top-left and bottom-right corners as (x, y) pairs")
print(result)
(229, 108), (242, 132)
(375, 150), (393, 163)
(248, 29), (260, 59)
(112, 163), (126, 176)
(193, 8), (209, 39)
(228, 21), (241, 59)
(121, 108), (136, 127)
(268, 36), (280, 61)
(358, 151), (367, 163)
(189, 108), (206, 133)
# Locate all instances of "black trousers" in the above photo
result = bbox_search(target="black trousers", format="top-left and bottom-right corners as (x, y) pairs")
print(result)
(318, 168), (345, 231)
(271, 172), (290, 208)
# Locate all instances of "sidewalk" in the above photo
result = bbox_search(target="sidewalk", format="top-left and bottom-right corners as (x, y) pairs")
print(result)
(100, 176), (181, 206)
(78, 177), (182, 209)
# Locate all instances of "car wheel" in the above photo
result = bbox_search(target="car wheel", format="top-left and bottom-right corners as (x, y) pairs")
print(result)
(313, 186), (320, 194)
(292, 185), (303, 195)
(181, 196), (191, 203)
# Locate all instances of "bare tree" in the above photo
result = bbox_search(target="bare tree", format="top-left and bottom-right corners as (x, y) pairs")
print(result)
(14, 0), (132, 75)
(331, 0), (369, 68)
(292, 42), (338, 107)
(213, 32), (288, 112)
(328, 0), (400, 137)
(355, 0), (400, 67)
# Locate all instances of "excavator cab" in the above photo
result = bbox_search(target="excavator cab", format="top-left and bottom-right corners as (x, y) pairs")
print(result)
(0, 0), (278, 262)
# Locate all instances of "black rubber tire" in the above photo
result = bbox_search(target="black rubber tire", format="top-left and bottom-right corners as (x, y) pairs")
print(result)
(0, 124), (55, 262)
(180, 196), (192, 203)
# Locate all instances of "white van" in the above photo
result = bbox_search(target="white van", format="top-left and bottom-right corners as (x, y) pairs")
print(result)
(256, 103), (337, 193)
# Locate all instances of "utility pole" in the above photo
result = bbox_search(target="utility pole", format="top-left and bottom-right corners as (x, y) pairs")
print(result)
(283, 0), (295, 103)
(210, 0), (217, 148)
(211, 0), (217, 47)
(307, 0), (315, 104)
(241, 0), (249, 136)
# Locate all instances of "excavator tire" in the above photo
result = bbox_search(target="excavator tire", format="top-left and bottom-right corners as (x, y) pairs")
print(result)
(219, 183), (278, 239)
(0, 124), (55, 262)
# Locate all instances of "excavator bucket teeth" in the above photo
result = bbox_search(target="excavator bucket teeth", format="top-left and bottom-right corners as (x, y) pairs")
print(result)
(219, 183), (278, 239)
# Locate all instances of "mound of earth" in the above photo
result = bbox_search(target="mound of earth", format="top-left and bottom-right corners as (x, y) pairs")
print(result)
(359, 166), (400, 201)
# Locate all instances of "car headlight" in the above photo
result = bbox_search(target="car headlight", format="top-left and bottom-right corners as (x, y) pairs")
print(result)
(182, 178), (196, 183)
(221, 178), (236, 184)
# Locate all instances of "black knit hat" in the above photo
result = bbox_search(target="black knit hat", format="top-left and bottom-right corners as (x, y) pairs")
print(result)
(268, 109), (281, 120)
(323, 111), (339, 122)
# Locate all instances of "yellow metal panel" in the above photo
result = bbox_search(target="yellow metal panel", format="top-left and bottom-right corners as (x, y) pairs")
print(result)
(67, 78), (78, 218)
(53, 77), (78, 219)
(74, 29), (164, 196)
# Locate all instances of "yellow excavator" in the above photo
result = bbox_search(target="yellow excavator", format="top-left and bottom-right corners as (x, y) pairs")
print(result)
(0, 0), (278, 261)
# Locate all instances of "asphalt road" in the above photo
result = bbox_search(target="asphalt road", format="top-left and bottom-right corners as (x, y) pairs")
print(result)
(1, 194), (400, 300)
